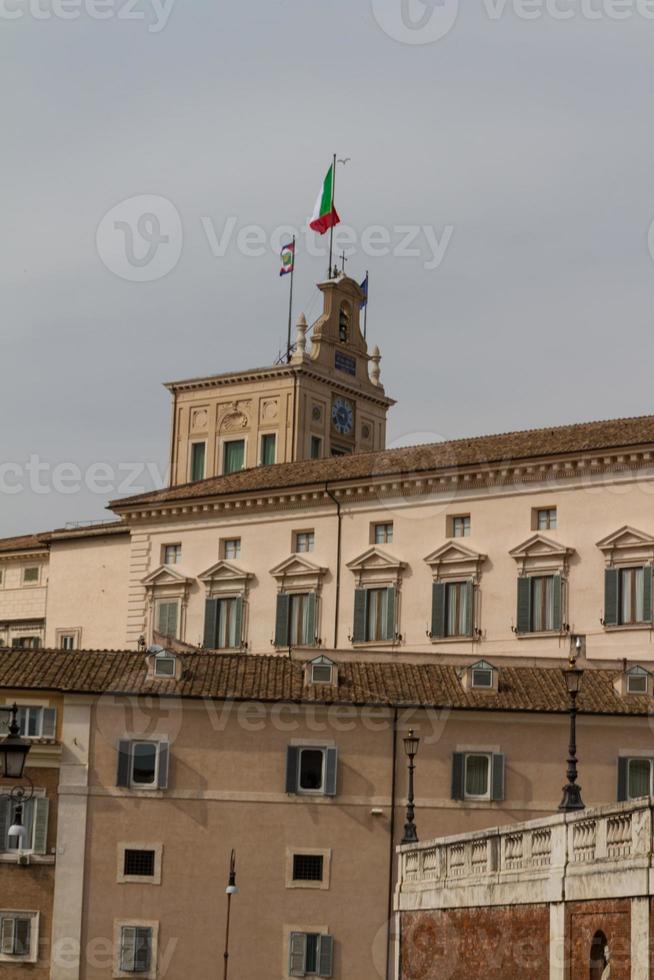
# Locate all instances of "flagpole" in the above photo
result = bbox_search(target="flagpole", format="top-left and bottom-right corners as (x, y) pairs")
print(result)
(328, 152), (336, 279)
(364, 270), (369, 341)
(286, 235), (295, 363)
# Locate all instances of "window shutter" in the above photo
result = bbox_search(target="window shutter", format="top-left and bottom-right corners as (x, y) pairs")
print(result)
(491, 754), (505, 802)
(14, 919), (30, 957)
(464, 581), (474, 637)
(451, 753), (465, 800)
(275, 593), (290, 647)
(0, 798), (9, 854)
(285, 746), (299, 793)
(385, 586), (396, 641)
(604, 568), (619, 627)
(324, 748), (338, 797)
(431, 582), (447, 638)
(120, 926), (136, 972)
(516, 577), (532, 633)
(157, 742), (170, 789)
(32, 797), (49, 855)
(1, 917), (15, 956)
(289, 932), (307, 977)
(116, 740), (132, 788)
(617, 757), (629, 802)
(203, 598), (219, 648)
(352, 588), (367, 643)
(42, 708), (56, 739)
(305, 592), (317, 646)
(234, 596), (244, 647)
(318, 934), (334, 977)
(643, 567), (653, 624)
(551, 574), (563, 631)
(166, 602), (178, 638)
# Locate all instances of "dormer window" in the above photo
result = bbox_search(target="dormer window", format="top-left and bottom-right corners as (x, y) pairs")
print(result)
(308, 656), (337, 686)
(626, 665), (649, 695)
(153, 650), (176, 678)
(470, 660), (495, 690)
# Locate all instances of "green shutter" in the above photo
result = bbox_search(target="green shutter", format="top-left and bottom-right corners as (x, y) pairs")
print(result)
(32, 797), (49, 855)
(604, 568), (619, 627)
(463, 581), (474, 637)
(643, 567), (653, 624)
(0, 799), (8, 853)
(1, 918), (15, 956)
(431, 582), (447, 639)
(516, 577), (532, 634)
(234, 597), (244, 648)
(42, 708), (56, 739)
(14, 919), (30, 957)
(551, 574), (563, 631)
(451, 753), (465, 800)
(385, 586), (396, 641)
(120, 926), (136, 972)
(157, 742), (170, 790)
(289, 933), (307, 976)
(116, 740), (131, 788)
(285, 746), (299, 793)
(352, 588), (367, 643)
(491, 755), (505, 802)
(275, 594), (290, 647)
(318, 935), (334, 978)
(305, 593), (316, 646)
(324, 748), (338, 797)
(617, 757), (629, 802)
(203, 598), (219, 649)
(157, 602), (178, 639)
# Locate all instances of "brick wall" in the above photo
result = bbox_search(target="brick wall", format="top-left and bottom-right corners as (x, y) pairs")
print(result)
(400, 905), (549, 980)
(567, 899), (631, 979)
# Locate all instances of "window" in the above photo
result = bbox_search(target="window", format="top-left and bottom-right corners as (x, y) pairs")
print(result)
(204, 597), (242, 649)
(261, 433), (276, 465)
(60, 634), (76, 650)
(163, 544), (181, 565)
(11, 637), (39, 649)
(516, 575), (563, 633)
(153, 653), (176, 678)
(116, 740), (169, 791)
(310, 658), (334, 685)
(289, 932), (334, 977)
(124, 850), (155, 878)
(222, 538), (241, 560)
(471, 661), (494, 689)
(450, 515), (471, 538)
(536, 508), (557, 531)
(626, 666), (649, 694)
(293, 854), (324, 882)
(285, 746), (338, 797)
(223, 439), (245, 475)
(119, 926), (152, 974)
(0, 913), (37, 962)
(451, 752), (505, 802)
(310, 436), (322, 460)
(294, 531), (315, 554)
(0, 705), (56, 739)
(620, 567), (647, 625)
(627, 758), (653, 799)
(155, 600), (179, 640)
(352, 587), (396, 643)
(190, 442), (206, 482)
(22, 567), (39, 585)
(0, 796), (50, 855)
(446, 581), (472, 637)
(275, 593), (317, 648)
(603, 565), (653, 627)
(373, 523), (394, 545)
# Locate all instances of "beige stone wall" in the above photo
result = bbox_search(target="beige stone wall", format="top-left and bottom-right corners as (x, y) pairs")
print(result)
(0, 556), (48, 645)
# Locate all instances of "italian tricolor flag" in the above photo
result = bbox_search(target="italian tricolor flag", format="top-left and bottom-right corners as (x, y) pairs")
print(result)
(309, 162), (340, 234)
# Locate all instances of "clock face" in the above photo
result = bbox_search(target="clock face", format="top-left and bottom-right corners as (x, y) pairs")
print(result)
(332, 398), (354, 436)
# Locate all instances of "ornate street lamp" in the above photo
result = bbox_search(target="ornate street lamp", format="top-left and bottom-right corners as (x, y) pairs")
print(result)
(222, 849), (237, 980)
(401, 730), (420, 845)
(0, 704), (31, 781)
(559, 653), (585, 812)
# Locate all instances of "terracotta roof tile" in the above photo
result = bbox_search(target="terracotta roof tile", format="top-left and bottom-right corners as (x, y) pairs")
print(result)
(0, 648), (649, 716)
(0, 533), (51, 554)
(111, 413), (654, 509)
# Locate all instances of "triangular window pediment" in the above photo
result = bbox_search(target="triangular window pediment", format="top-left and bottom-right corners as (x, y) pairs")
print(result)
(509, 534), (573, 561)
(142, 565), (194, 588)
(596, 526), (654, 553)
(424, 542), (486, 565)
(346, 546), (406, 573)
(270, 555), (327, 580)
(198, 560), (253, 584)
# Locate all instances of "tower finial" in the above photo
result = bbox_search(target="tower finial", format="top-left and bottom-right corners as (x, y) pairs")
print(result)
(370, 345), (381, 386)
(293, 313), (308, 361)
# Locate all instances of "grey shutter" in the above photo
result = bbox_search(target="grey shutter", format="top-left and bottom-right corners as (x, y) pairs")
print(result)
(1, 918), (15, 956)
(275, 594), (290, 647)
(120, 926), (136, 972)
(463, 581), (474, 637)
(617, 757), (629, 802)
(32, 797), (49, 855)
(551, 574), (563, 631)
(166, 602), (178, 638)
(318, 934), (334, 978)
(234, 596), (244, 647)
(157, 742), (170, 789)
(385, 586), (396, 641)
(491, 754), (505, 802)
(14, 919), (30, 957)
(0, 798), (9, 853)
(203, 598), (219, 648)
(285, 746), (299, 793)
(431, 582), (447, 638)
(516, 577), (532, 633)
(289, 932), (307, 976)
(604, 568), (619, 627)
(42, 707), (56, 739)
(451, 753), (465, 800)
(116, 740), (131, 787)
(643, 567), (653, 624)
(324, 748), (338, 797)
(305, 592), (316, 646)
(352, 588), (367, 643)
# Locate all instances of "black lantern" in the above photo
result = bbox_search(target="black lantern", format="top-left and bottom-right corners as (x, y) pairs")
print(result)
(559, 654), (585, 812)
(0, 705), (30, 781)
(401, 729), (420, 845)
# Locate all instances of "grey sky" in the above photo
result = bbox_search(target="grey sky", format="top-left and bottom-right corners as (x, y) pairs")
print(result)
(2, 0), (654, 536)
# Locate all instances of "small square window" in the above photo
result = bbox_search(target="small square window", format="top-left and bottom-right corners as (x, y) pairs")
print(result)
(295, 531), (315, 554)
(0, 912), (37, 962)
(311, 663), (333, 684)
(22, 567), (39, 585)
(222, 538), (241, 560)
(536, 508), (557, 531)
(292, 854), (324, 882)
(163, 544), (181, 565)
(373, 523), (393, 545)
(450, 516), (471, 538)
(471, 666), (493, 689)
(153, 654), (176, 678)
(123, 849), (155, 878)
(60, 634), (76, 651)
(627, 667), (649, 694)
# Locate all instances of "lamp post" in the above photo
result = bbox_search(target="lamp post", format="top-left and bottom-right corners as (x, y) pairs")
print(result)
(0, 704), (33, 845)
(222, 849), (237, 980)
(401, 730), (420, 845)
(559, 654), (585, 812)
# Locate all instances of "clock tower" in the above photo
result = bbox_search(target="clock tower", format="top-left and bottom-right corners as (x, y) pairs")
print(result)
(166, 271), (395, 485)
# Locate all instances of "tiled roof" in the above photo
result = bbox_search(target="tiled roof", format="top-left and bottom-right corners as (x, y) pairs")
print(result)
(0, 521), (128, 554)
(0, 648), (649, 715)
(0, 533), (51, 554)
(111, 413), (654, 509)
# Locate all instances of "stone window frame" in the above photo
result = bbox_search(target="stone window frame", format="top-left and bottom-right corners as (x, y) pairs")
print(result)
(219, 434), (248, 476)
(424, 543), (486, 645)
(199, 561), (254, 651)
(0, 910), (39, 964)
(112, 919), (159, 980)
(141, 566), (193, 644)
(117, 842), (163, 885)
(21, 565), (41, 587)
(509, 534), (574, 638)
(285, 847), (332, 891)
(55, 628), (82, 651)
(596, 526), (654, 633)
(346, 547), (407, 649)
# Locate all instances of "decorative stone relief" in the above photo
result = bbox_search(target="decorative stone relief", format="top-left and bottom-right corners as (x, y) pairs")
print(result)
(262, 399), (279, 421)
(191, 409), (209, 431)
